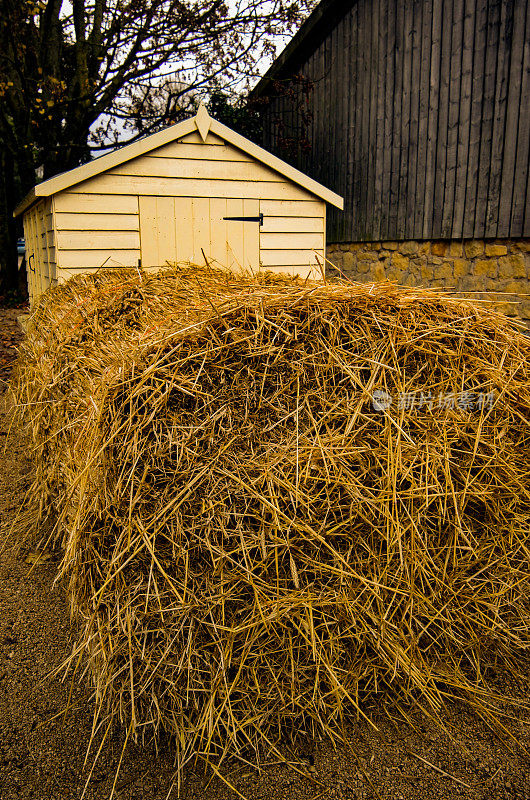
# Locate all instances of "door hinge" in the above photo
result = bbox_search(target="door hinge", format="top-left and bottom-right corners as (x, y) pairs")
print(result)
(223, 213), (264, 226)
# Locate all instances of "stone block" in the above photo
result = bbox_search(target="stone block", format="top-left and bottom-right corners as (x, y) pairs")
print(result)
(448, 242), (463, 257)
(418, 242), (431, 255)
(431, 242), (447, 256)
(407, 257), (423, 276)
(512, 240), (530, 253)
(485, 278), (504, 292)
(503, 279), (527, 294)
(437, 260), (454, 279)
(386, 269), (401, 282)
(473, 259), (494, 277)
(399, 240), (419, 255)
(343, 250), (355, 271)
(356, 260), (372, 275)
(453, 259), (469, 278)
(494, 301), (518, 317)
(382, 241), (398, 250)
(520, 299), (530, 320)
(420, 264), (435, 281)
(392, 253), (409, 272)
(484, 243), (507, 257)
(373, 263), (386, 281)
(357, 250), (379, 261)
(464, 240), (484, 258)
(498, 254), (526, 278)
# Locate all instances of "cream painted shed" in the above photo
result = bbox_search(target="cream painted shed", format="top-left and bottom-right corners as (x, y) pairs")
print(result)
(14, 105), (343, 307)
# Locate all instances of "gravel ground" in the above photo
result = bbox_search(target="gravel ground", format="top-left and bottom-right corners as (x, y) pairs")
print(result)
(1, 305), (529, 800)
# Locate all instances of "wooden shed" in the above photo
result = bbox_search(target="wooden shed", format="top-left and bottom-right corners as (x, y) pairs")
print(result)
(14, 105), (343, 307)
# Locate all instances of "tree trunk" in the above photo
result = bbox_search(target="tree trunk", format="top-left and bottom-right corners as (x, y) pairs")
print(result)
(0, 149), (21, 297)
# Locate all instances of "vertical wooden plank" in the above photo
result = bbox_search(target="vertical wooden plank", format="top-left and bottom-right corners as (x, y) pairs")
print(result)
(158, 196), (177, 266)
(191, 197), (210, 264)
(354, 0), (366, 239)
(32, 208), (40, 298)
(524, 146), (530, 236)
(462, 0), (487, 238)
(317, 40), (326, 186)
(397, 0), (413, 239)
(406, 0), (423, 238)
(345, 1), (357, 242)
(340, 12), (350, 242)
(209, 197), (227, 268)
(373, 0), (388, 241)
(330, 17), (340, 240)
(49, 196), (58, 283)
(389, 0), (404, 239)
(23, 214), (33, 304)
(29, 208), (42, 296)
(365, 0), (379, 241)
(139, 195), (177, 267)
(442, 0), (464, 238)
(336, 15), (349, 241)
(414, 0), (433, 237)
(310, 48), (320, 182)
(27, 209), (35, 297)
(381, 0), (397, 239)
(510, 2), (530, 236)
(307, 47), (315, 177)
(432, 0), (453, 238)
(361, 0), (373, 240)
(498, 0), (527, 236)
(36, 206), (45, 295)
(38, 204), (48, 288)
(423, 0), (442, 238)
(474, 0), (499, 236)
(352, 0), (364, 241)
(139, 196), (153, 267)
(321, 21), (338, 242)
(484, 0), (511, 236)
(175, 197), (194, 263)
(41, 201), (52, 287)
(242, 199), (260, 270)
(452, 0), (475, 238)
(225, 199), (245, 271)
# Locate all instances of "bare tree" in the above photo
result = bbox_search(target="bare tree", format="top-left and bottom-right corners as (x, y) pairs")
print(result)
(0, 0), (315, 293)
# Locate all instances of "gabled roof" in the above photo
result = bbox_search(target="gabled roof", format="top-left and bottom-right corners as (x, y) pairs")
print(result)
(250, 0), (356, 99)
(14, 105), (343, 217)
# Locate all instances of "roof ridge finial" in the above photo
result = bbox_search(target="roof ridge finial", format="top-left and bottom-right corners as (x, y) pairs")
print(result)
(195, 102), (211, 142)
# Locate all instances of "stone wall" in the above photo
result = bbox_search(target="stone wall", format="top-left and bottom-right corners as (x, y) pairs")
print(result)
(326, 239), (530, 328)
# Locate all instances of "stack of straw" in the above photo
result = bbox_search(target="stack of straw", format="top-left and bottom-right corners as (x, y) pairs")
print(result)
(11, 265), (530, 774)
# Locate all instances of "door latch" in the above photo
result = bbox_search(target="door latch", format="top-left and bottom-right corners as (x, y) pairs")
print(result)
(223, 213), (264, 226)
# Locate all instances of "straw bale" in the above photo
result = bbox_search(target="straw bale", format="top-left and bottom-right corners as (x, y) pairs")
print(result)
(10, 266), (530, 774)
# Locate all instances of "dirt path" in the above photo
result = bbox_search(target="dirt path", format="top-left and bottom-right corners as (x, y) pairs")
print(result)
(0, 306), (529, 800)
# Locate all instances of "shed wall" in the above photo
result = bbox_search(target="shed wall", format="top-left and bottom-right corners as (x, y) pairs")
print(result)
(23, 198), (56, 302)
(52, 131), (326, 281)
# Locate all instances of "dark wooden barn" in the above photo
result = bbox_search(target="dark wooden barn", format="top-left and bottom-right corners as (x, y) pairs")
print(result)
(251, 0), (530, 245)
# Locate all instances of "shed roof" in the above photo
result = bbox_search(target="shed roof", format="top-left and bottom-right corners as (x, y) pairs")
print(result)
(14, 105), (343, 217)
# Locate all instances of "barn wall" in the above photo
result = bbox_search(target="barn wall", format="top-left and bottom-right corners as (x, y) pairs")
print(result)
(259, 0), (530, 243)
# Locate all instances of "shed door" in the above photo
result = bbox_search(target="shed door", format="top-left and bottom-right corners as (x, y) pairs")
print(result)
(139, 196), (260, 272)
